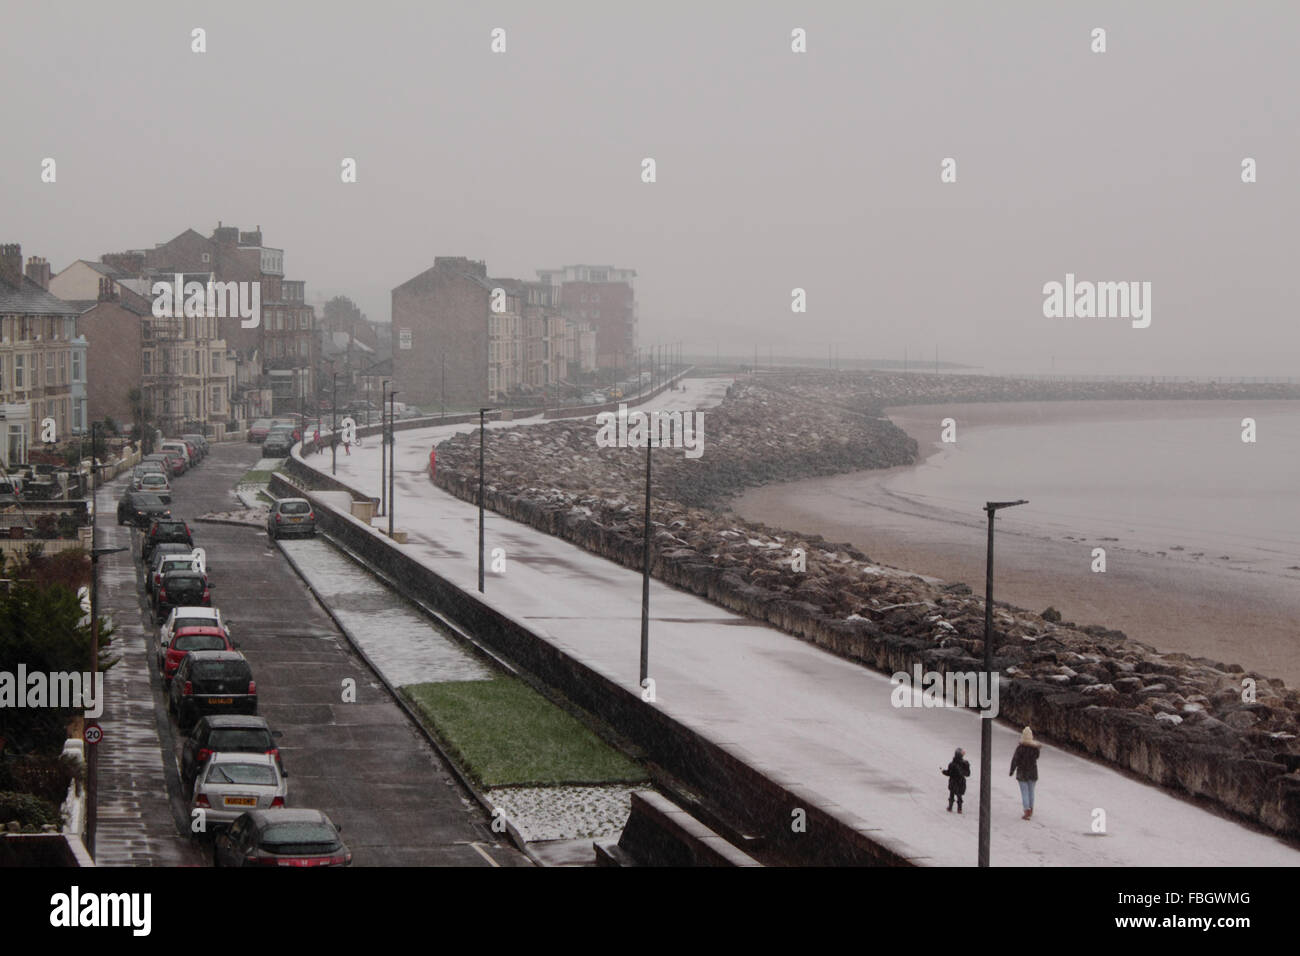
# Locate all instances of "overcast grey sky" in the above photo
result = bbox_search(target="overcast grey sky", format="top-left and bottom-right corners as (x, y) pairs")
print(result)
(3, 1), (1296, 376)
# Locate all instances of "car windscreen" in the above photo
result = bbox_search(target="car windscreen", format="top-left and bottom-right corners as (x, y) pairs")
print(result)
(280, 501), (310, 514)
(174, 633), (226, 652)
(258, 823), (340, 853)
(206, 763), (276, 786)
(160, 560), (195, 575)
(173, 617), (215, 631)
(209, 729), (272, 750)
(191, 661), (250, 682)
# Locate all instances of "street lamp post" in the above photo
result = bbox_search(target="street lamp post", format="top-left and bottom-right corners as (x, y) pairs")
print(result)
(380, 379), (389, 516)
(331, 371), (338, 476)
(978, 498), (1028, 868)
(639, 429), (652, 685)
(477, 407), (492, 592)
(388, 390), (399, 538)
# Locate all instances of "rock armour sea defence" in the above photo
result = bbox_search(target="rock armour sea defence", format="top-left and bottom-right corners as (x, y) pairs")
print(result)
(432, 372), (1300, 838)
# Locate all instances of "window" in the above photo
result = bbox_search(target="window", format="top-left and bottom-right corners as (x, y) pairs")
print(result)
(211, 386), (222, 409)
(143, 352), (152, 375)
(46, 351), (55, 382)
(201, 253), (210, 263)
(15, 354), (24, 389)
(72, 349), (82, 383)
(212, 352), (221, 374)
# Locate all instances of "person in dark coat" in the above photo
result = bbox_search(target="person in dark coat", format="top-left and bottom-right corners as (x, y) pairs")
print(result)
(942, 747), (971, 812)
(1009, 726), (1042, 819)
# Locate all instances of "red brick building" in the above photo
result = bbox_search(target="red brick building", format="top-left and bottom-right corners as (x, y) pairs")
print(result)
(535, 265), (637, 370)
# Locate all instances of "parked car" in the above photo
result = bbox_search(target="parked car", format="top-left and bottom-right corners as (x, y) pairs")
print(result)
(212, 809), (351, 867)
(160, 440), (193, 472)
(247, 419), (274, 443)
(261, 431), (294, 457)
(136, 471), (171, 503)
(182, 433), (209, 459)
(117, 490), (171, 528)
(141, 517), (193, 562)
(158, 625), (234, 683)
(148, 552), (201, 596)
(181, 715), (283, 790)
(168, 650), (257, 731)
(266, 498), (315, 539)
(159, 606), (230, 653)
(192, 752), (287, 829)
(132, 461), (167, 486)
(153, 569), (212, 623)
(180, 439), (202, 464)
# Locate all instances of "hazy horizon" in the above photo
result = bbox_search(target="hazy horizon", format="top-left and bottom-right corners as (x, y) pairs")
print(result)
(4, 1), (1297, 378)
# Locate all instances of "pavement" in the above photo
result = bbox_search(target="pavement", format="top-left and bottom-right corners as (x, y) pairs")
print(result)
(299, 377), (1300, 866)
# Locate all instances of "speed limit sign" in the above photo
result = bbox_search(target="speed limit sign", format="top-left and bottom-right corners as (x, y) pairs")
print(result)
(83, 723), (102, 745)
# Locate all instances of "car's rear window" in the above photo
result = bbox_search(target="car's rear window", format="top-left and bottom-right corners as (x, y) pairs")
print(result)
(174, 633), (226, 652)
(280, 501), (310, 514)
(209, 729), (271, 750)
(259, 823), (339, 853)
(174, 617), (215, 631)
(192, 659), (249, 677)
(206, 763), (277, 786)
(253, 419), (272, 428)
(155, 522), (188, 533)
(161, 559), (195, 574)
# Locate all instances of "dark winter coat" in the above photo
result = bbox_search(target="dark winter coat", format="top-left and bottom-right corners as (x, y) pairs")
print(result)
(942, 754), (971, 795)
(1009, 742), (1041, 782)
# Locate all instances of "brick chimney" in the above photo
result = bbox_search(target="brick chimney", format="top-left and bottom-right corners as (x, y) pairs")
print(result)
(25, 255), (51, 290)
(98, 277), (118, 302)
(0, 244), (22, 289)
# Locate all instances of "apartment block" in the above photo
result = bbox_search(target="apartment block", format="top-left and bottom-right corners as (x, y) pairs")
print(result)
(535, 264), (637, 370)
(0, 247), (87, 463)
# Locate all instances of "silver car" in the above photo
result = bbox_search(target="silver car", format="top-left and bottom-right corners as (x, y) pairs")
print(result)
(267, 498), (316, 539)
(192, 752), (288, 828)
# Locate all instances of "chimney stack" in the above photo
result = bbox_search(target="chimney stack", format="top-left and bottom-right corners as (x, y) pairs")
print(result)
(0, 244), (22, 289)
(25, 255), (51, 290)
(98, 277), (118, 302)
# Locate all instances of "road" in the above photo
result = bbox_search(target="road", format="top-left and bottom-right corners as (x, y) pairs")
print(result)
(93, 440), (527, 866)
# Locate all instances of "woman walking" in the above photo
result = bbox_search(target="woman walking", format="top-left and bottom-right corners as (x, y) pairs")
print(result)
(1009, 727), (1041, 820)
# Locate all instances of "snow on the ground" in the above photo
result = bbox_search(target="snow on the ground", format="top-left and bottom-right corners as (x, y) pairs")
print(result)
(488, 785), (646, 843)
(300, 378), (1300, 866)
(279, 537), (492, 685)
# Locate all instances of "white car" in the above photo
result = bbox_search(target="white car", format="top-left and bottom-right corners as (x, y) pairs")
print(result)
(159, 606), (229, 652)
(192, 752), (288, 828)
(137, 471), (172, 501)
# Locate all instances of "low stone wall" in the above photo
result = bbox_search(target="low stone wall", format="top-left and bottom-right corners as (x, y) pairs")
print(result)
(268, 470), (918, 865)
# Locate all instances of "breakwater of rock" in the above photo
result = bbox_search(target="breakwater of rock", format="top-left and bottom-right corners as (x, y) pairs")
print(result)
(431, 372), (1300, 837)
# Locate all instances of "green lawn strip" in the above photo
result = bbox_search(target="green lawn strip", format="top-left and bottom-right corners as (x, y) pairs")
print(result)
(402, 676), (648, 789)
(237, 469), (274, 485)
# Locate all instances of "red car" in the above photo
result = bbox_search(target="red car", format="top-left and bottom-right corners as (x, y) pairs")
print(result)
(158, 625), (234, 683)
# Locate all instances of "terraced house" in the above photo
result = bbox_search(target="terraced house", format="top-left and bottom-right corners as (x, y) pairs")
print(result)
(0, 245), (87, 466)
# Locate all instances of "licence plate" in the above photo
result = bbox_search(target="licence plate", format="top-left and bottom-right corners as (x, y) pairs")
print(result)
(208, 697), (233, 705)
(289, 516), (303, 522)
(225, 796), (256, 806)
(278, 858), (327, 867)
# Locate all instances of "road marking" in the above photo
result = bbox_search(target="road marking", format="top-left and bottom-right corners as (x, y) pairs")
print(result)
(468, 842), (499, 867)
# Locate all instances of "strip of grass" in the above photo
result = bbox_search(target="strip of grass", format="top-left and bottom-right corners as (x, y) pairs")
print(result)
(403, 677), (647, 788)
(238, 469), (274, 485)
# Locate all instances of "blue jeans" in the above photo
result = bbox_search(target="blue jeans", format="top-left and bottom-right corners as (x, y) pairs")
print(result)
(1018, 780), (1036, 810)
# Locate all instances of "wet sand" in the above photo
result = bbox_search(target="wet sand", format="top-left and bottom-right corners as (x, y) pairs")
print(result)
(733, 401), (1300, 687)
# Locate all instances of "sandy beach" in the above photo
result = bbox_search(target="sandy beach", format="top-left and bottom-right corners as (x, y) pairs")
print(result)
(733, 400), (1300, 687)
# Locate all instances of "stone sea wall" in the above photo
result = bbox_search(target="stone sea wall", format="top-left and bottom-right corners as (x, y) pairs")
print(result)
(431, 372), (1300, 837)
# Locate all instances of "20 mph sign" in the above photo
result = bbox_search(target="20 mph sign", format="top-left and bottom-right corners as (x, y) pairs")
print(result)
(83, 724), (102, 745)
